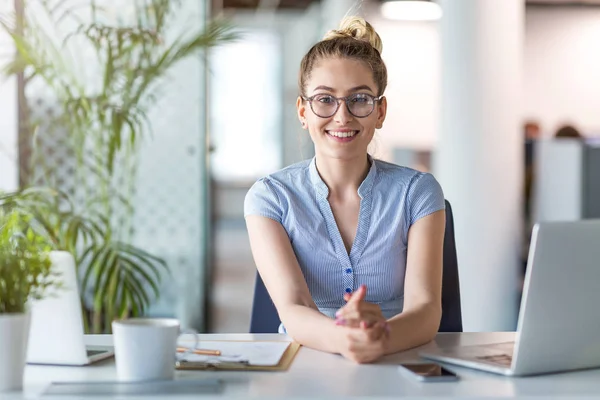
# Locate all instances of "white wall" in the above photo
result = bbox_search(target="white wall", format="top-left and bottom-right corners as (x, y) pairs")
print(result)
(0, 1), (18, 192)
(525, 6), (600, 137)
(370, 19), (439, 160)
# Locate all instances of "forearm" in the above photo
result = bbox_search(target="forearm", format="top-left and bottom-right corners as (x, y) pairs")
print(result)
(384, 303), (441, 354)
(279, 304), (341, 354)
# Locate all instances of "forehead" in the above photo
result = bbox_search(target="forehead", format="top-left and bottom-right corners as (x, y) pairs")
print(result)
(307, 57), (376, 93)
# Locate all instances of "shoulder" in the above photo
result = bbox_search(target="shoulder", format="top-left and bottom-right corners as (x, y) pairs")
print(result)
(245, 159), (312, 203)
(372, 159), (444, 223)
(266, 159), (312, 186)
(244, 159), (313, 222)
(249, 159), (312, 195)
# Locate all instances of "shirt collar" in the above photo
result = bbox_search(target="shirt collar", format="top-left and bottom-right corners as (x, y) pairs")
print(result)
(309, 154), (377, 199)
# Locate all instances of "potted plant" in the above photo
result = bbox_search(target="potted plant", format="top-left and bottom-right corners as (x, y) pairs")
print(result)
(0, 0), (237, 333)
(0, 208), (59, 392)
(0, 187), (168, 334)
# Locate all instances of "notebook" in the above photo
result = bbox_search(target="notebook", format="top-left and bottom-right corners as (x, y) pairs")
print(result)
(175, 340), (301, 371)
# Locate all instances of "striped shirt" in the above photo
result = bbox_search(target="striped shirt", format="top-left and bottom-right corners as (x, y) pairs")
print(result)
(244, 155), (445, 322)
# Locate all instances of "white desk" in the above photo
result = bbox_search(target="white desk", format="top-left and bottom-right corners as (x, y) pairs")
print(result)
(10, 332), (600, 399)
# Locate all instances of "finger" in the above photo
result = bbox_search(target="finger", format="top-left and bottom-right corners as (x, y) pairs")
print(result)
(335, 314), (380, 328)
(343, 285), (367, 302)
(336, 319), (375, 329)
(336, 303), (383, 320)
(338, 286), (368, 317)
(366, 321), (390, 340)
(337, 308), (381, 323)
(335, 318), (361, 328)
(339, 318), (386, 337)
(345, 285), (367, 305)
(350, 321), (383, 337)
(346, 324), (387, 345)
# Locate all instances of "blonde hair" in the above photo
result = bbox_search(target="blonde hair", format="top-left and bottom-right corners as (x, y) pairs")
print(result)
(298, 16), (387, 97)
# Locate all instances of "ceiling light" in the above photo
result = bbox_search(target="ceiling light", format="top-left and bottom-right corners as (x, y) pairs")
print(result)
(381, 0), (443, 21)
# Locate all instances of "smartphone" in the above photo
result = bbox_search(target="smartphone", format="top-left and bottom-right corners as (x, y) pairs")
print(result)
(398, 362), (459, 382)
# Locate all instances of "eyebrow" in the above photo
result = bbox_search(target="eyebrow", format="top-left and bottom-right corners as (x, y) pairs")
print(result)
(312, 85), (375, 94)
(349, 85), (375, 93)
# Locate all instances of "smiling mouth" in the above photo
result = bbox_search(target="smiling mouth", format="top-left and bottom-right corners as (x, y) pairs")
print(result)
(326, 130), (359, 138)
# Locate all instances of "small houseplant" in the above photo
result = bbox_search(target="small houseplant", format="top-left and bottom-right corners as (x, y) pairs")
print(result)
(0, 207), (59, 392)
(0, 187), (167, 334)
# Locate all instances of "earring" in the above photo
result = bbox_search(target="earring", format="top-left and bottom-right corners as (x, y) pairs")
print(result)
(302, 122), (307, 129)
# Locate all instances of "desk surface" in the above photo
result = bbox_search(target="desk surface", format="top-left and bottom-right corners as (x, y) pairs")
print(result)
(11, 332), (600, 399)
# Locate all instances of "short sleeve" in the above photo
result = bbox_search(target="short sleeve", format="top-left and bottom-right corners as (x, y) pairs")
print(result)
(244, 178), (283, 224)
(407, 173), (445, 226)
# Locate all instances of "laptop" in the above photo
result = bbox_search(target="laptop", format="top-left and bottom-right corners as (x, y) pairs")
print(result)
(26, 251), (114, 365)
(421, 219), (600, 376)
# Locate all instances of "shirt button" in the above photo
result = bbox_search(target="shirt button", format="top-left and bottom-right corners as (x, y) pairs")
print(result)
(345, 288), (352, 293)
(345, 268), (352, 274)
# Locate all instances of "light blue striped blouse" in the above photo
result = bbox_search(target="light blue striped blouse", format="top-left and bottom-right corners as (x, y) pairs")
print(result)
(244, 155), (445, 323)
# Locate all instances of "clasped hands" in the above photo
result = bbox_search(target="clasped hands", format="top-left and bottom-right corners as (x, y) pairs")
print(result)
(334, 284), (390, 363)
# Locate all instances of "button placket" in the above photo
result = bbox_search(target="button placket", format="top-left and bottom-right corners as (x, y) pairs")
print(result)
(342, 262), (354, 295)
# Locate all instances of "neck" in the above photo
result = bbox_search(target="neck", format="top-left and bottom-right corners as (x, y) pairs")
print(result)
(314, 153), (371, 198)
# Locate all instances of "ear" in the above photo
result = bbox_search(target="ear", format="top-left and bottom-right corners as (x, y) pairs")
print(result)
(297, 96), (307, 127)
(375, 96), (387, 130)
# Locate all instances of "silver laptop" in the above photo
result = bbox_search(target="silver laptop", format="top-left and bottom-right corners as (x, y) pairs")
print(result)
(26, 251), (114, 365)
(421, 220), (600, 376)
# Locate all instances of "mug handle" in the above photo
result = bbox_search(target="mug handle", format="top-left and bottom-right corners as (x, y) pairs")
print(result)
(176, 328), (199, 361)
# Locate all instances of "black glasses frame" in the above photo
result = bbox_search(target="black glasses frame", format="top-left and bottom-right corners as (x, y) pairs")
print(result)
(301, 93), (383, 118)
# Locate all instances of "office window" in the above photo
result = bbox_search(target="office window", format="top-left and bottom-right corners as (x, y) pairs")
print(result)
(209, 30), (282, 182)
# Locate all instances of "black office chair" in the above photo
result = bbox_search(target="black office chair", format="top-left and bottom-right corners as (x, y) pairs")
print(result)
(249, 199), (463, 333)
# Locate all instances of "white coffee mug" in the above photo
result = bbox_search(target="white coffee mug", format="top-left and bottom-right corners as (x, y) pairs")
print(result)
(112, 318), (197, 381)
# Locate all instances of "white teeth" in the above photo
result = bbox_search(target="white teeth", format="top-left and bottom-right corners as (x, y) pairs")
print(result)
(328, 131), (358, 138)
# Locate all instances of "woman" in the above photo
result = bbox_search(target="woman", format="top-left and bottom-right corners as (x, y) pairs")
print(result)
(244, 16), (446, 363)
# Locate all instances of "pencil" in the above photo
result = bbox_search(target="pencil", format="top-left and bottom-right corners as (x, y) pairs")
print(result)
(177, 347), (221, 356)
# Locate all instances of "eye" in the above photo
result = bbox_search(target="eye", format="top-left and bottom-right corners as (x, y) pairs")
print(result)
(350, 94), (372, 104)
(315, 94), (335, 104)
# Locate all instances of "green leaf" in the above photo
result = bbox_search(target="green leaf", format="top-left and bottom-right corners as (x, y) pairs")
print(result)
(95, 248), (118, 305)
(124, 279), (142, 316)
(120, 256), (160, 298)
(81, 244), (107, 295)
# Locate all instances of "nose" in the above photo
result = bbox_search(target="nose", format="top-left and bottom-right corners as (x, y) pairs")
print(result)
(333, 99), (353, 125)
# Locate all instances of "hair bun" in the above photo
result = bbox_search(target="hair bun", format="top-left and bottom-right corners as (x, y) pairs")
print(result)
(322, 16), (383, 54)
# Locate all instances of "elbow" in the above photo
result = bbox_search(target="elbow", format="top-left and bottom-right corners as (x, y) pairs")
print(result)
(276, 301), (317, 333)
(426, 302), (443, 341)
(412, 302), (441, 344)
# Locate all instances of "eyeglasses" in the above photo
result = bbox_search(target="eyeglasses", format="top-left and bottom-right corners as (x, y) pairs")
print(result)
(302, 93), (383, 118)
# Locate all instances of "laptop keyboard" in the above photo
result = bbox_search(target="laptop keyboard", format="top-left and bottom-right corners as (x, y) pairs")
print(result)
(475, 342), (515, 367)
(480, 342), (515, 353)
(476, 353), (513, 366)
(438, 341), (515, 368)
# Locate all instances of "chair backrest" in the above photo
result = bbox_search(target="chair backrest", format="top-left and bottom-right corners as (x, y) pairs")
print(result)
(249, 199), (462, 333)
(439, 199), (463, 332)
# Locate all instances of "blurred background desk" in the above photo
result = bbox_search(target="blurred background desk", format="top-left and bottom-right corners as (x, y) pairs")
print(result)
(12, 332), (600, 399)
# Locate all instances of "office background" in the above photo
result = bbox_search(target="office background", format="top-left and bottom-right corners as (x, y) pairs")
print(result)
(1, 0), (599, 333)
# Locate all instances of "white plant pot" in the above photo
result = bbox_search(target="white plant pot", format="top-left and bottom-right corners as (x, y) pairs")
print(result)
(0, 313), (31, 392)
